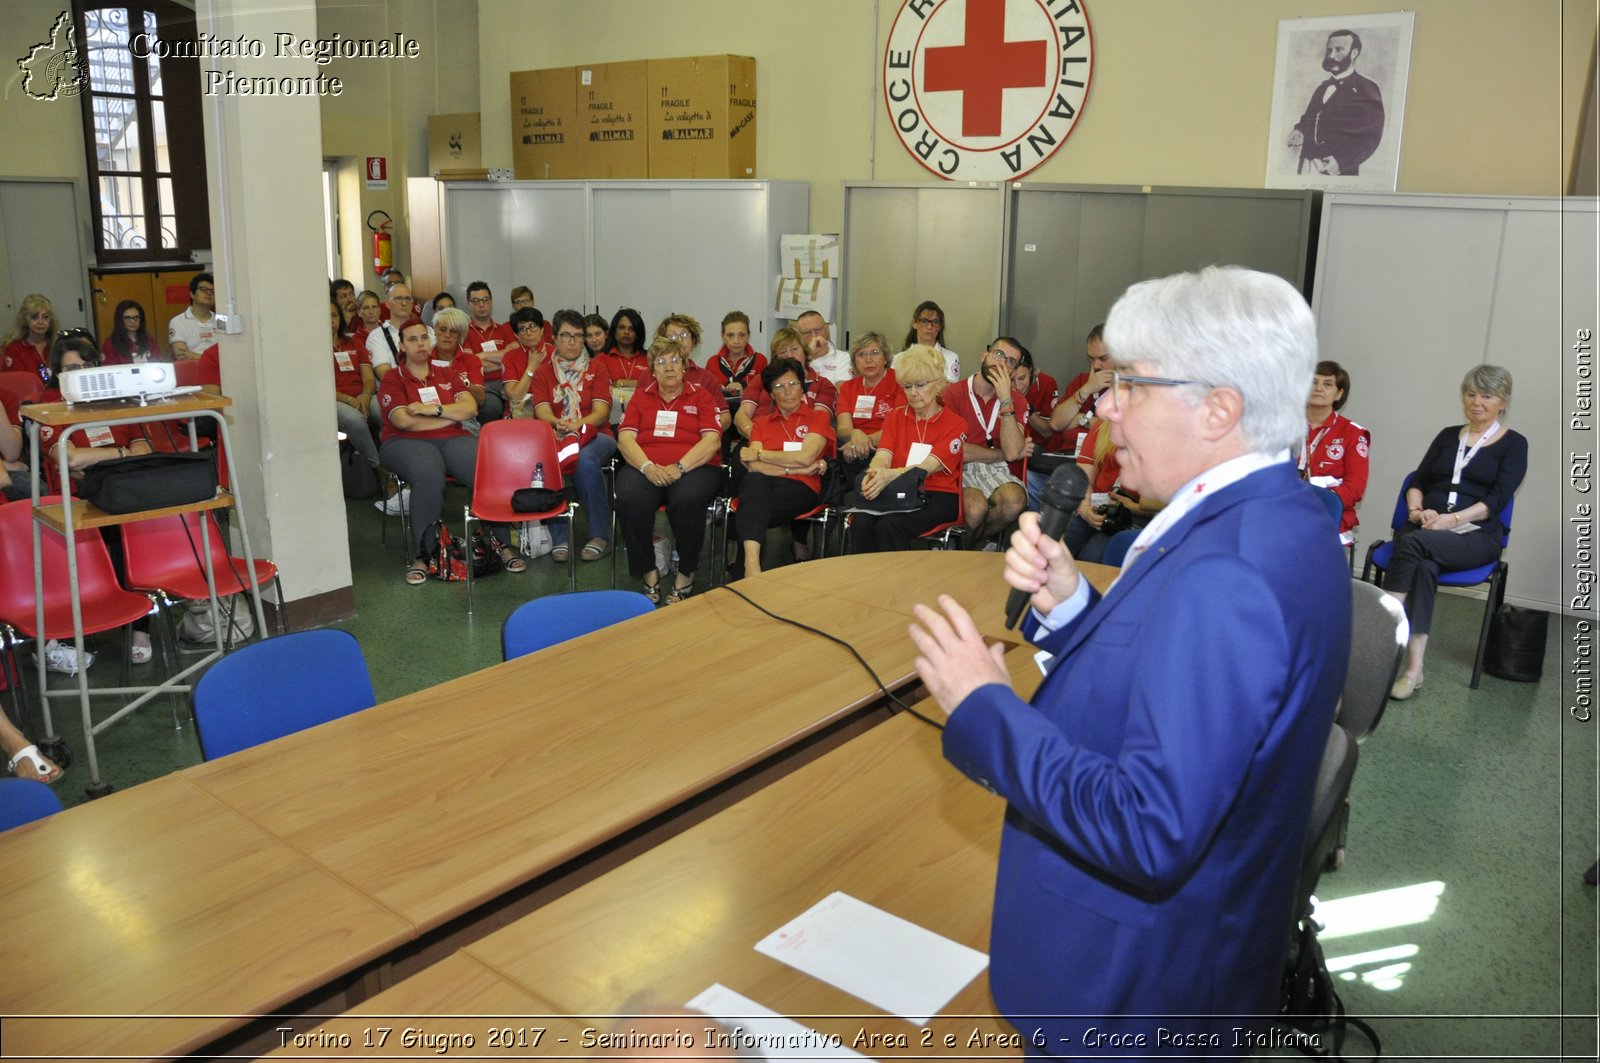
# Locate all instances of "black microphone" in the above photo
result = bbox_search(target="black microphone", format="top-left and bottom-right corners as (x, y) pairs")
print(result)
(1004, 462), (1089, 630)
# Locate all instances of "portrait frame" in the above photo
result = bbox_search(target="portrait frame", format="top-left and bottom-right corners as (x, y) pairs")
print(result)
(1265, 11), (1415, 192)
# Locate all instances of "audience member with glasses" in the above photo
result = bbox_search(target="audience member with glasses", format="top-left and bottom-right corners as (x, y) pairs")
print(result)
(900, 300), (962, 382)
(502, 307), (552, 417)
(166, 273), (217, 360)
(614, 337), (726, 604)
(846, 344), (966, 553)
(731, 357), (834, 579)
(834, 331), (905, 485)
(101, 300), (163, 365)
(529, 309), (617, 563)
(910, 266), (1351, 1051)
(941, 338), (1033, 546)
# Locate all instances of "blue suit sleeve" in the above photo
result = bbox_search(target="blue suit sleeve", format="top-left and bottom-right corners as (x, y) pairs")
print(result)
(943, 554), (1297, 894)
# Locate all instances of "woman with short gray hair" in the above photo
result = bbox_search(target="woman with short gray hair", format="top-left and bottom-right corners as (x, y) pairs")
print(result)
(1384, 364), (1527, 700)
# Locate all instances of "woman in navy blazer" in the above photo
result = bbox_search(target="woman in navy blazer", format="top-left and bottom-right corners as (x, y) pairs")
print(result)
(911, 267), (1351, 1054)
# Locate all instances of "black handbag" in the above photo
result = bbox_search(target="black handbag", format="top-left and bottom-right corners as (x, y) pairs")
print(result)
(1484, 604), (1548, 682)
(76, 451), (218, 514)
(841, 467), (926, 514)
(511, 485), (569, 513)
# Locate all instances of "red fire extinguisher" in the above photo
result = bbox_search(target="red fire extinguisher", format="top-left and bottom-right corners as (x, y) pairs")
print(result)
(368, 210), (393, 275)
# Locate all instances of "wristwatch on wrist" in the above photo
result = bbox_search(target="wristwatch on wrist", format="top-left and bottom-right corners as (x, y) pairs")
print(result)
(676, 461), (687, 475)
(435, 404), (444, 417)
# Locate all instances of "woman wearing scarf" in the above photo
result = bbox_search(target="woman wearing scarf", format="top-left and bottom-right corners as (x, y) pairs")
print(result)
(530, 308), (616, 562)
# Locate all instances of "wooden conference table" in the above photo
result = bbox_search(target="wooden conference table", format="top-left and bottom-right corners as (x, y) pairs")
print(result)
(3, 554), (1111, 1060)
(267, 647), (1055, 1060)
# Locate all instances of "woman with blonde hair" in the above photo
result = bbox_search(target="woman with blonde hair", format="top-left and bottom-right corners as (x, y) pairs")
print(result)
(3, 294), (59, 381)
(848, 344), (967, 553)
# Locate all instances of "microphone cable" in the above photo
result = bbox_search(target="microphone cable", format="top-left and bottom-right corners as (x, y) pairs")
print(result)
(712, 582), (945, 732)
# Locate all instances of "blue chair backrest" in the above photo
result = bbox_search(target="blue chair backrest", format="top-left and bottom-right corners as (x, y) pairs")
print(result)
(0, 778), (63, 832)
(502, 590), (656, 660)
(1102, 529), (1139, 568)
(1387, 471), (1515, 547)
(1314, 485), (1344, 528)
(192, 630), (376, 760)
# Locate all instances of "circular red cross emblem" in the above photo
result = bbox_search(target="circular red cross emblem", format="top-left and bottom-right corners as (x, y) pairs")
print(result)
(883, 0), (1095, 181)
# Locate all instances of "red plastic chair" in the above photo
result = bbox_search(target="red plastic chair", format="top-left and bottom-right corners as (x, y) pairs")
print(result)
(0, 371), (46, 407)
(713, 496), (831, 586)
(0, 497), (154, 690)
(120, 509), (281, 648)
(466, 419), (575, 611)
(918, 488), (967, 550)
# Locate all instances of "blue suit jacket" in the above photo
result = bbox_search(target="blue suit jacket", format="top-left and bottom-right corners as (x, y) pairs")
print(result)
(943, 462), (1350, 1054)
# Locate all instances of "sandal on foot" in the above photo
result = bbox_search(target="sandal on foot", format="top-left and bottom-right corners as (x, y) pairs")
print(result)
(580, 538), (612, 561)
(551, 544), (571, 563)
(665, 575), (695, 604)
(404, 562), (429, 586)
(641, 574), (661, 605)
(1389, 674), (1422, 701)
(501, 548), (528, 574)
(8, 744), (62, 784)
(130, 631), (153, 665)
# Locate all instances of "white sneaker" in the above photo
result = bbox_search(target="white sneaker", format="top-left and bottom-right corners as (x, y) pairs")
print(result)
(374, 487), (410, 515)
(38, 639), (94, 676)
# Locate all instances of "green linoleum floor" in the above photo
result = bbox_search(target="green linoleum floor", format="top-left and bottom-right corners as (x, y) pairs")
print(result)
(7, 493), (1595, 1059)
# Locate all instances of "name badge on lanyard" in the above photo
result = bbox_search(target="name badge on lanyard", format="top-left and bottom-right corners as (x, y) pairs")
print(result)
(84, 425), (116, 448)
(480, 340), (497, 352)
(334, 350), (355, 372)
(417, 386), (441, 406)
(907, 441), (933, 466)
(783, 440), (803, 452)
(653, 410), (679, 438)
(853, 393), (876, 419)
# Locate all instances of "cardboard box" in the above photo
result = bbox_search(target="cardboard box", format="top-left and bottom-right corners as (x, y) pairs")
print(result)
(773, 276), (835, 320)
(511, 67), (582, 180)
(427, 113), (481, 176)
(578, 61), (649, 178)
(648, 55), (756, 179)
(780, 233), (840, 279)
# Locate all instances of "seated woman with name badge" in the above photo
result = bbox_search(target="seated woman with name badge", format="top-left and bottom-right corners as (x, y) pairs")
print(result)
(834, 331), (904, 486)
(377, 319), (525, 585)
(530, 309), (616, 563)
(1302, 359), (1369, 547)
(732, 357), (834, 579)
(597, 307), (649, 429)
(502, 308), (552, 418)
(1384, 364), (1527, 701)
(848, 344), (966, 554)
(330, 300), (379, 471)
(614, 337), (725, 605)
(431, 308), (489, 429)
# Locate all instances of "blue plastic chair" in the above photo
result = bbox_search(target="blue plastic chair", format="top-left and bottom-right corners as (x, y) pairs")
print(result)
(1314, 485), (1344, 528)
(0, 778), (63, 832)
(1102, 529), (1139, 568)
(1362, 472), (1516, 689)
(192, 630), (376, 760)
(501, 591), (657, 661)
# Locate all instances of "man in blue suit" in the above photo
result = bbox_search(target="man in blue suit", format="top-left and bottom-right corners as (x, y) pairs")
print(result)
(911, 266), (1350, 1056)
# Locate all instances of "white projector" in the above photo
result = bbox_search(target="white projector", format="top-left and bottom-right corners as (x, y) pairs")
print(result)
(60, 363), (192, 404)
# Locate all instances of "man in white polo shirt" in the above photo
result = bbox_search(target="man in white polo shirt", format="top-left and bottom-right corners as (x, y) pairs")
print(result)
(365, 284), (432, 381)
(795, 311), (851, 385)
(167, 272), (217, 360)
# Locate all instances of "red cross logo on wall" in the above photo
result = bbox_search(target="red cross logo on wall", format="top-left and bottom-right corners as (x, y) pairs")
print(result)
(884, 0), (1095, 181)
(923, 0), (1050, 138)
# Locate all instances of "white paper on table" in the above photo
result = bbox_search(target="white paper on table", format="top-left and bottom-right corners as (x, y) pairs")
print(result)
(754, 891), (988, 1025)
(685, 983), (869, 1062)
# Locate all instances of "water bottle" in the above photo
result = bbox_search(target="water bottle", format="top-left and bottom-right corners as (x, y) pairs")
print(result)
(532, 461), (545, 489)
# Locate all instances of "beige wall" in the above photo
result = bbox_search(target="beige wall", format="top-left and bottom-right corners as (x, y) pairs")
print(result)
(317, 0), (479, 291)
(476, 0), (1594, 233)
